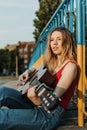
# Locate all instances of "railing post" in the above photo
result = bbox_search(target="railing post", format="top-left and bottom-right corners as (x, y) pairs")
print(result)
(60, 9), (64, 26)
(76, 0), (85, 127)
(69, 0), (74, 32)
(57, 14), (61, 26)
(54, 17), (57, 28)
(64, 3), (69, 28)
(82, 0), (86, 122)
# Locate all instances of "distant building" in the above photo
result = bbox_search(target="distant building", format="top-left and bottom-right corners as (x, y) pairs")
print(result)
(4, 44), (17, 51)
(5, 41), (35, 70)
(17, 41), (35, 69)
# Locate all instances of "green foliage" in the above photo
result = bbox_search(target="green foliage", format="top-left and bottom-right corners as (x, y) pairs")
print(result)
(0, 49), (10, 73)
(0, 49), (24, 75)
(33, 0), (62, 41)
(8, 50), (18, 74)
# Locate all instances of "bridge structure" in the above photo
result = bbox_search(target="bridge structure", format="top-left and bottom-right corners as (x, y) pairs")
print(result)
(29, 0), (87, 127)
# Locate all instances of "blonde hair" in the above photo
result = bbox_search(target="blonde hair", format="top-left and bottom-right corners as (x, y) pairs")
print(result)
(43, 27), (77, 73)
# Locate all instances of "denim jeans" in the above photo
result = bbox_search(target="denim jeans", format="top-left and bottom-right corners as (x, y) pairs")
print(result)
(0, 86), (65, 130)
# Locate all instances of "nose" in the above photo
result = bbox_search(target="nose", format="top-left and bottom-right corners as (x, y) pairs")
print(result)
(54, 38), (58, 45)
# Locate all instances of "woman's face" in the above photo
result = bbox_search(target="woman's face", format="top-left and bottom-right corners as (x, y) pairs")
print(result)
(50, 31), (64, 56)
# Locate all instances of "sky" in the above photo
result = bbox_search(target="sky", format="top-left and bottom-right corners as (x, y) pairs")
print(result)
(0, 0), (39, 48)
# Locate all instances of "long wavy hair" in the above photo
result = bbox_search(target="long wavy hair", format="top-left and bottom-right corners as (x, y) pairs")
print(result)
(43, 27), (77, 73)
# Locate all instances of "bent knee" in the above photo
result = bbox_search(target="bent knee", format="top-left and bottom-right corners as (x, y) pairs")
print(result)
(0, 86), (10, 96)
(0, 86), (7, 92)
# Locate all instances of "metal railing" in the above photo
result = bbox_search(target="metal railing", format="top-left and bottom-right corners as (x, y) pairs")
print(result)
(29, 0), (87, 127)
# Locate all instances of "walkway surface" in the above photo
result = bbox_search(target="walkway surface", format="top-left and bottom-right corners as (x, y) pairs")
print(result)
(0, 76), (87, 130)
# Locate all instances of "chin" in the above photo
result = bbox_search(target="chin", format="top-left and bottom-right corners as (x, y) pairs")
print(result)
(53, 52), (61, 55)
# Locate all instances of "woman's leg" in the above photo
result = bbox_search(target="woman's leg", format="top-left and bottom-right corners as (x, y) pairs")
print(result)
(0, 109), (40, 130)
(0, 107), (48, 130)
(0, 105), (65, 130)
(0, 86), (65, 130)
(0, 86), (35, 109)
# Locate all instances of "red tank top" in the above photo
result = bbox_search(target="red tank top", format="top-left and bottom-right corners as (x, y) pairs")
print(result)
(52, 62), (78, 109)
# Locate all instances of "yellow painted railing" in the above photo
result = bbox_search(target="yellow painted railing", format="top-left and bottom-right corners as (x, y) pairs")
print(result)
(77, 45), (87, 126)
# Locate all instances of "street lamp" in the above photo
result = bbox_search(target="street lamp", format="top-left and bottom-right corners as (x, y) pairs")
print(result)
(16, 55), (18, 78)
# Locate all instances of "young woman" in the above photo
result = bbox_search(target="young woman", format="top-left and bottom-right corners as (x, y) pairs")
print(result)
(0, 27), (79, 130)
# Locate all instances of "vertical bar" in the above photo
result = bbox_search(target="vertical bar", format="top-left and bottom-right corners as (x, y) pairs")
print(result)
(76, 0), (84, 127)
(82, 0), (86, 44)
(56, 14), (58, 27)
(82, 0), (86, 122)
(49, 22), (52, 31)
(69, 0), (74, 32)
(16, 56), (18, 78)
(52, 19), (55, 29)
(58, 14), (61, 27)
(51, 22), (53, 30)
(64, 3), (69, 28)
(76, 1), (83, 43)
(86, 0), (87, 25)
(77, 46), (84, 127)
(60, 9), (64, 26)
(54, 16), (58, 28)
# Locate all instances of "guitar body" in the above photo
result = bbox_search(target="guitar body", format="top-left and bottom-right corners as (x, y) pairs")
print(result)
(18, 65), (61, 111)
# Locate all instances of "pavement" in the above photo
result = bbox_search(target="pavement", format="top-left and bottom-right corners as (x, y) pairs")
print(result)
(1, 80), (18, 89)
(0, 76), (18, 89)
(0, 76), (87, 130)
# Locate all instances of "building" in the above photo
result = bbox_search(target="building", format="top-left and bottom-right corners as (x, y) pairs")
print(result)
(17, 41), (35, 69)
(5, 41), (35, 70)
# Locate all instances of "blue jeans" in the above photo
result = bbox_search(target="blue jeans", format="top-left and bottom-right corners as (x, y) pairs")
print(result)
(0, 86), (65, 130)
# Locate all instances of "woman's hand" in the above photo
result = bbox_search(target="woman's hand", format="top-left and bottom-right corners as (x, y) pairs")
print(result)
(17, 70), (29, 86)
(17, 68), (36, 86)
(27, 86), (41, 106)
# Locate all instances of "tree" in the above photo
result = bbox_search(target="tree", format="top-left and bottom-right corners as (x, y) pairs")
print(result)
(8, 49), (24, 75)
(8, 49), (18, 75)
(0, 48), (24, 76)
(33, 0), (62, 41)
(0, 49), (10, 75)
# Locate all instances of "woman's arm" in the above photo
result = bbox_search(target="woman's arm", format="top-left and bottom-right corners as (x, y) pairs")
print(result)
(54, 62), (77, 98)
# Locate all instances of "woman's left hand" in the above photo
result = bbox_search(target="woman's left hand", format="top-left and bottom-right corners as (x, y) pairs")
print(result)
(27, 86), (41, 106)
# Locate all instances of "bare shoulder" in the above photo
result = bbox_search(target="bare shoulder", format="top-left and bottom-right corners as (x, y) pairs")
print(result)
(66, 62), (77, 69)
(62, 62), (78, 77)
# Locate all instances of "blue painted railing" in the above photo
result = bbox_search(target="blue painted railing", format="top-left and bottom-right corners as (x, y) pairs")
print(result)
(29, 0), (86, 68)
(29, 0), (87, 126)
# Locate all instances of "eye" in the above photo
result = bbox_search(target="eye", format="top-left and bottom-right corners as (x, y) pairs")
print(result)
(57, 37), (62, 41)
(57, 38), (61, 40)
(50, 38), (54, 42)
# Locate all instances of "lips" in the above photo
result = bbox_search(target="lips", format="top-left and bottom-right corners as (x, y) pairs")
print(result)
(52, 47), (58, 51)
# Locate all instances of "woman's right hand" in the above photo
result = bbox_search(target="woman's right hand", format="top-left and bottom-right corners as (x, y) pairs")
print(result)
(17, 68), (36, 86)
(17, 70), (29, 86)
